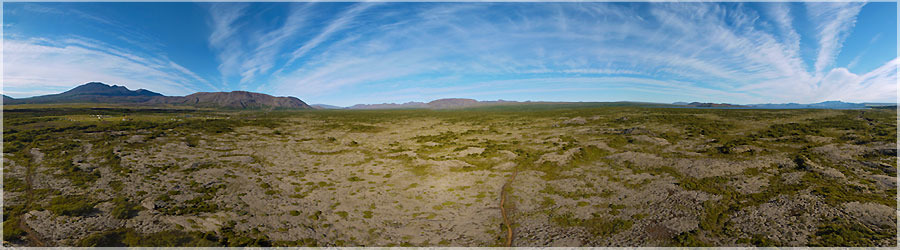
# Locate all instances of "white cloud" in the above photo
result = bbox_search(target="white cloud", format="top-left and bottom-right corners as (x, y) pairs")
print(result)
(237, 4), (310, 85)
(206, 3), (249, 86)
(261, 2), (893, 104)
(282, 3), (376, 69)
(207, 3), (247, 49)
(8, 3), (893, 104)
(17, 3), (166, 53)
(3, 38), (205, 97)
(806, 2), (866, 75)
(816, 59), (897, 103)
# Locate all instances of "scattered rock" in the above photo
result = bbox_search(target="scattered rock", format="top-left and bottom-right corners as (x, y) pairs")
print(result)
(842, 202), (895, 227)
(126, 135), (147, 144)
(455, 147), (485, 157)
(562, 117), (587, 125)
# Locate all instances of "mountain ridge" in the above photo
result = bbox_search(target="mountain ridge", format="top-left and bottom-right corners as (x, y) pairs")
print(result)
(147, 91), (310, 109)
(671, 100), (883, 109)
(5, 82), (164, 104)
(346, 98), (523, 110)
(311, 104), (345, 109)
(4, 82), (311, 109)
(4, 82), (888, 110)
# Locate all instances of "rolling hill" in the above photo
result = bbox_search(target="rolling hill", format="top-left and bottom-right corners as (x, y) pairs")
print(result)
(4, 82), (163, 104)
(3, 82), (311, 110)
(147, 91), (311, 109)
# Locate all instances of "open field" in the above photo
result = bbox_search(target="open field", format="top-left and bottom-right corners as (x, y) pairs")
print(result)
(2, 104), (897, 246)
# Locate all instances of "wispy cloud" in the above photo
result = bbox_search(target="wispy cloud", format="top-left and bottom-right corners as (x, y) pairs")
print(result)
(281, 3), (376, 70)
(266, 3), (792, 104)
(205, 3), (329, 88)
(6, 3), (894, 104)
(3, 37), (205, 97)
(206, 3), (249, 87)
(806, 2), (866, 76)
(16, 3), (166, 54)
(847, 32), (883, 70)
(238, 4), (311, 85)
(269, 2), (893, 104)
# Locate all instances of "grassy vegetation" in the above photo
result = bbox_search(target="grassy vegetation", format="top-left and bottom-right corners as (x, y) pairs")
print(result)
(3, 216), (27, 242)
(672, 230), (710, 247)
(3, 104), (895, 247)
(809, 218), (896, 247)
(47, 195), (96, 216)
(78, 228), (219, 247)
(159, 183), (224, 216)
(111, 197), (143, 219)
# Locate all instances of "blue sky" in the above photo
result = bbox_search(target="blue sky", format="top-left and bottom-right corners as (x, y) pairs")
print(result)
(3, 2), (897, 106)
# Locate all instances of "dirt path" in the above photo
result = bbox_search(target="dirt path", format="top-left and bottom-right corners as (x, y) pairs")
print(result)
(19, 147), (47, 247)
(499, 167), (518, 247)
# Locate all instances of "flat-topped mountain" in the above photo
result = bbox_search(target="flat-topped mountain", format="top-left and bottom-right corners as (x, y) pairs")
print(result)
(3, 82), (311, 110)
(674, 102), (747, 108)
(149, 91), (310, 109)
(427, 98), (478, 108)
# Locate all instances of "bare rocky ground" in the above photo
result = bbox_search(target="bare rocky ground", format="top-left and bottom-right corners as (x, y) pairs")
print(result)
(2, 106), (897, 246)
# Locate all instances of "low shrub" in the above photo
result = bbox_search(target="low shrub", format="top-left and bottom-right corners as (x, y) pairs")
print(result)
(111, 197), (142, 219)
(48, 195), (95, 216)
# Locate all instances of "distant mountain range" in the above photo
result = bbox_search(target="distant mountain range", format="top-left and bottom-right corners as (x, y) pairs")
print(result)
(345, 98), (525, 110)
(746, 101), (865, 109)
(3, 82), (311, 110)
(4, 82), (891, 111)
(672, 102), (747, 108)
(348, 101), (427, 110)
(299, 99), (894, 110)
(672, 100), (891, 109)
(311, 104), (344, 109)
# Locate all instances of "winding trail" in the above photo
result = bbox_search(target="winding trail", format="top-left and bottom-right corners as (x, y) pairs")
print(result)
(19, 147), (47, 247)
(499, 167), (519, 247)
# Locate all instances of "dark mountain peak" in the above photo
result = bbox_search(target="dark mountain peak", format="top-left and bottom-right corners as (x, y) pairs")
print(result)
(63, 82), (162, 97)
(807, 101), (865, 109)
(82, 81), (107, 86)
(4, 82), (163, 104)
(133, 89), (159, 95)
(4, 82), (310, 109)
(67, 82), (112, 92)
(814, 100), (849, 105)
